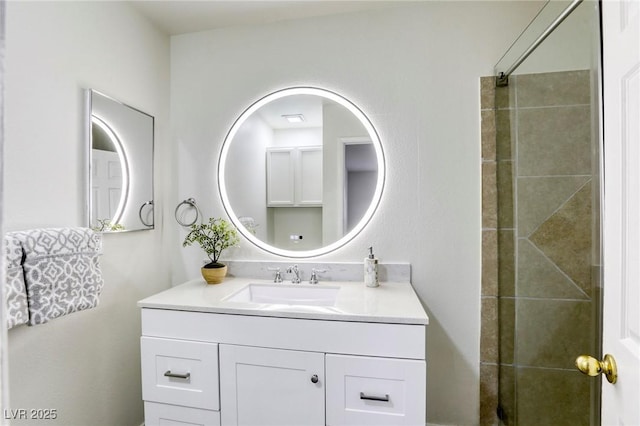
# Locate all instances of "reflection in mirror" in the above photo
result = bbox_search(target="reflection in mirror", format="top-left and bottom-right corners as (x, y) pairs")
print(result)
(87, 90), (154, 232)
(219, 87), (385, 257)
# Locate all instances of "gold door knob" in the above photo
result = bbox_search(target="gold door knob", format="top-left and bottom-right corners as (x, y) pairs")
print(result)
(575, 354), (618, 384)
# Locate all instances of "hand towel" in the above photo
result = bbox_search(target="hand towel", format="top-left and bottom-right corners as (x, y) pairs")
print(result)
(4, 234), (28, 329)
(13, 227), (104, 325)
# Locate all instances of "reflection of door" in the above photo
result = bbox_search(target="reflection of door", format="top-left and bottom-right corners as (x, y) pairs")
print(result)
(601, 1), (640, 423)
(91, 149), (123, 224)
(342, 139), (377, 233)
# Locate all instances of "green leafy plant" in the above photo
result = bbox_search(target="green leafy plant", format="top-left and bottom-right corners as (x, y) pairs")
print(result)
(93, 219), (125, 232)
(182, 217), (239, 268)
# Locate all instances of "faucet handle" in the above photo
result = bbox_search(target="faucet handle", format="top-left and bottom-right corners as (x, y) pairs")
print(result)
(309, 268), (327, 284)
(267, 267), (283, 283)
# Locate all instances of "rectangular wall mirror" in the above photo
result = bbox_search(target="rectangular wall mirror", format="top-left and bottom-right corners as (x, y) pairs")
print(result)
(86, 89), (154, 232)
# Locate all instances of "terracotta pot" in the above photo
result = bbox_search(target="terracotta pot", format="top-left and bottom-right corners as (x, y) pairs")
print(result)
(201, 264), (227, 284)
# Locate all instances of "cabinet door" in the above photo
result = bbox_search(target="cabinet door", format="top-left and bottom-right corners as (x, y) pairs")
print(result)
(297, 147), (323, 205)
(219, 345), (325, 426)
(266, 148), (295, 206)
(326, 354), (426, 426)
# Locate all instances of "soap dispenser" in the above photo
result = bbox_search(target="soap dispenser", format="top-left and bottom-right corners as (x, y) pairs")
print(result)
(364, 246), (379, 288)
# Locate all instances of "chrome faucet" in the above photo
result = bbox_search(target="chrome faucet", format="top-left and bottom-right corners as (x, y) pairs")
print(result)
(286, 264), (301, 284)
(267, 267), (283, 283)
(309, 268), (326, 285)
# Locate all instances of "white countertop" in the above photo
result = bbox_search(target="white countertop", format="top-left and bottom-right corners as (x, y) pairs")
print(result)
(138, 277), (429, 325)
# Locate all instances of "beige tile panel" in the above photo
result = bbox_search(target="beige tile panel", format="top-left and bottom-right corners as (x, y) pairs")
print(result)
(482, 109), (497, 161)
(482, 230), (498, 296)
(517, 106), (592, 177)
(496, 109), (514, 161)
(530, 184), (593, 296)
(498, 365), (515, 426)
(517, 238), (590, 299)
(495, 82), (515, 110)
(517, 176), (590, 237)
(479, 363), (499, 426)
(516, 70), (591, 108)
(481, 297), (499, 363)
(516, 367), (590, 426)
(483, 162), (498, 229)
(481, 76), (496, 110)
(497, 161), (514, 229)
(516, 299), (591, 369)
(498, 230), (515, 297)
(499, 297), (515, 365)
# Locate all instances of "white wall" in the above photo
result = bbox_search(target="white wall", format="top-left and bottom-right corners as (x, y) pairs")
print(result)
(170, 2), (542, 424)
(509, 0), (597, 75)
(4, 2), (170, 425)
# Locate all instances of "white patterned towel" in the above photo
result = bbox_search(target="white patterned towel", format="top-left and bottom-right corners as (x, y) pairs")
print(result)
(12, 228), (104, 325)
(4, 234), (29, 329)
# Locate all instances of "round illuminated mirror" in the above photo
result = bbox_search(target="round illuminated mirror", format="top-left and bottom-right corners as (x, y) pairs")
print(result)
(218, 87), (385, 257)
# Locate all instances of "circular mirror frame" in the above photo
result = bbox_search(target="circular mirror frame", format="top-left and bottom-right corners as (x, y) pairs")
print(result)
(218, 87), (385, 258)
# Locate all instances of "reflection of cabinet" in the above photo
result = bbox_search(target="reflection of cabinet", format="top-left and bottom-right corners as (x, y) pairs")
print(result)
(266, 146), (322, 206)
(140, 308), (426, 426)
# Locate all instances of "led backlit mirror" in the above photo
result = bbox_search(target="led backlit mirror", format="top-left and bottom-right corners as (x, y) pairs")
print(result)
(87, 90), (154, 232)
(219, 87), (385, 257)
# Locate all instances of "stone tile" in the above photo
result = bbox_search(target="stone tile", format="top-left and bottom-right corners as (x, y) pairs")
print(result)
(516, 299), (592, 369)
(517, 176), (590, 237)
(496, 109), (513, 161)
(530, 184), (593, 296)
(498, 365), (515, 426)
(497, 161), (514, 229)
(498, 230), (515, 297)
(495, 80), (515, 110)
(482, 110), (497, 161)
(480, 363), (499, 426)
(516, 367), (590, 426)
(517, 106), (592, 177)
(517, 238), (589, 299)
(482, 230), (498, 296)
(481, 297), (499, 363)
(499, 297), (515, 365)
(483, 162), (498, 229)
(481, 76), (496, 110)
(516, 70), (591, 108)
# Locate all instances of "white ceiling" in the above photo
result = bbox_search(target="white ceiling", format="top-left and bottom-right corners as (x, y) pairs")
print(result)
(129, 0), (413, 35)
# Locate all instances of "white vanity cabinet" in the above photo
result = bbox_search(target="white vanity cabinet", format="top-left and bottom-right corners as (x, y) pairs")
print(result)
(266, 146), (322, 206)
(139, 279), (428, 426)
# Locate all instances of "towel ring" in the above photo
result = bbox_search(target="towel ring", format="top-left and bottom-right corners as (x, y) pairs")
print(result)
(175, 198), (200, 227)
(139, 201), (154, 227)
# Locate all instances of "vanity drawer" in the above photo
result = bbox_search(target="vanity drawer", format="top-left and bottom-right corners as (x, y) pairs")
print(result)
(325, 354), (426, 426)
(144, 402), (220, 426)
(141, 337), (219, 410)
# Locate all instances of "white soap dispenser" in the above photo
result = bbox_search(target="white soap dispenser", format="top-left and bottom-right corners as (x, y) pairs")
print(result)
(364, 246), (379, 288)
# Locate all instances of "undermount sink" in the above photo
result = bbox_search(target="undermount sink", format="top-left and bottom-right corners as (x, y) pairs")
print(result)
(223, 283), (340, 307)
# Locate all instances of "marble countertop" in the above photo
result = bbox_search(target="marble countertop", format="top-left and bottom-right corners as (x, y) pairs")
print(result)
(138, 277), (429, 325)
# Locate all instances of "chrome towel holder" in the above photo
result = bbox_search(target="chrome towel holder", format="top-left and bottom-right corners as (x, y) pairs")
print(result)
(175, 198), (200, 227)
(139, 201), (154, 227)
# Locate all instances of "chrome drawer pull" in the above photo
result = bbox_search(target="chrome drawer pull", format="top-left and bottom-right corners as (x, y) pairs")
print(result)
(360, 392), (389, 402)
(164, 370), (191, 380)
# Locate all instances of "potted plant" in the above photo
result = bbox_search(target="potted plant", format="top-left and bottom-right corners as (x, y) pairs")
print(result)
(183, 217), (239, 284)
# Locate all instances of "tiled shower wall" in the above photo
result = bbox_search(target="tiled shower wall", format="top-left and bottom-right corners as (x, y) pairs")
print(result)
(480, 70), (599, 426)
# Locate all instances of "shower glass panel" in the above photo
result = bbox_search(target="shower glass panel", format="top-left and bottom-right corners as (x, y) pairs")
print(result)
(493, 1), (601, 425)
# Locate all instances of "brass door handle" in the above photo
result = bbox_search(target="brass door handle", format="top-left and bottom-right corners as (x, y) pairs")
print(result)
(575, 354), (617, 384)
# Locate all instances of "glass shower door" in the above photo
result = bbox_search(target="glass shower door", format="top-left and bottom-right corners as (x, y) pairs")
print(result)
(490, 1), (602, 425)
